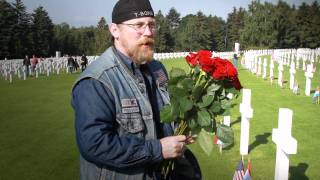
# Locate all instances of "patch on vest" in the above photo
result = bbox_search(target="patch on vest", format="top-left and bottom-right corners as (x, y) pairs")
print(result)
(121, 99), (138, 107)
(122, 107), (140, 114)
(121, 99), (140, 113)
(155, 69), (168, 86)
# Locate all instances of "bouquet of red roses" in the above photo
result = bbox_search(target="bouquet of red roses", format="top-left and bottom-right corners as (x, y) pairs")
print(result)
(160, 50), (242, 177)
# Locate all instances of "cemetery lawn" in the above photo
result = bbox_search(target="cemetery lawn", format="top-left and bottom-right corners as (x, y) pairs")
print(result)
(0, 58), (319, 180)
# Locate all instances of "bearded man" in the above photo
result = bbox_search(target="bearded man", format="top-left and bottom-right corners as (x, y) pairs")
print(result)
(71, 0), (200, 179)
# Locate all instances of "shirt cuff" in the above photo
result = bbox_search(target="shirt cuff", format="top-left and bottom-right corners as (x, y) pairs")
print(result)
(146, 139), (163, 164)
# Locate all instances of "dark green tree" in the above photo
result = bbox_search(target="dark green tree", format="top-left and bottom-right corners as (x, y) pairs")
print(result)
(274, 1), (298, 48)
(226, 7), (245, 50)
(31, 6), (54, 57)
(240, 1), (277, 49)
(52, 23), (72, 55)
(176, 12), (211, 51)
(166, 8), (180, 29)
(305, 1), (320, 48)
(95, 17), (112, 54)
(155, 10), (173, 52)
(79, 26), (96, 55)
(11, 0), (32, 58)
(0, 0), (15, 59)
(165, 8), (180, 51)
(207, 15), (226, 51)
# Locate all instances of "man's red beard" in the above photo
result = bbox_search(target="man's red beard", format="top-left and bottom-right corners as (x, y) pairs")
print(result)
(131, 37), (155, 64)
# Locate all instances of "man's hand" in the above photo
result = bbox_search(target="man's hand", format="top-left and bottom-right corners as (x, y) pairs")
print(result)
(160, 135), (187, 159)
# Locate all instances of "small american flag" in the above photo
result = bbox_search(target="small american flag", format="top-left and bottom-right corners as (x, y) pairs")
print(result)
(233, 159), (245, 180)
(213, 135), (224, 146)
(243, 160), (251, 180)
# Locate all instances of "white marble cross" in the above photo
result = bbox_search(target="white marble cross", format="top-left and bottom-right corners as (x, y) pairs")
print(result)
(272, 108), (297, 180)
(35, 64), (39, 78)
(305, 64), (313, 96)
(254, 56), (258, 74)
(262, 58), (267, 79)
(270, 59), (274, 83)
(46, 64), (50, 77)
(57, 63), (61, 75)
(9, 67), (13, 83)
(296, 56), (299, 69)
(239, 89), (254, 155)
(302, 59), (306, 71)
(257, 57), (262, 76)
(278, 61), (284, 87)
(23, 66), (27, 80)
(289, 61), (296, 90)
(17, 67), (21, 79)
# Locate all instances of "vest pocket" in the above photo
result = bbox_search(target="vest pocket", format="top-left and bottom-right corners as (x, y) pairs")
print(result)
(116, 113), (145, 133)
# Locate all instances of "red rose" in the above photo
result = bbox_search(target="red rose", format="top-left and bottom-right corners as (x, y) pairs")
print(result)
(197, 50), (214, 73)
(211, 57), (227, 80)
(225, 60), (238, 79)
(197, 50), (212, 61)
(185, 52), (198, 67)
(232, 76), (243, 90)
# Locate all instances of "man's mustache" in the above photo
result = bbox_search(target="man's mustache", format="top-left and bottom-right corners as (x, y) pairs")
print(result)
(138, 38), (154, 46)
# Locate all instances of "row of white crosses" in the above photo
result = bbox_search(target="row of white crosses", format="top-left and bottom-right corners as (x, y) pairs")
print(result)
(0, 55), (99, 83)
(239, 89), (297, 180)
(242, 48), (319, 96)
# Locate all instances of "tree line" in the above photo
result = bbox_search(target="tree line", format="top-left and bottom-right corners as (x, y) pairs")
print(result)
(1, 0), (319, 59)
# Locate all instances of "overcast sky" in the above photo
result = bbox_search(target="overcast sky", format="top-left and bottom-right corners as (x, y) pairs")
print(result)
(10, 0), (318, 27)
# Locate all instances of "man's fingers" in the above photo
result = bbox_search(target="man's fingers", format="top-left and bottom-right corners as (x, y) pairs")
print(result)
(185, 135), (195, 144)
(176, 135), (187, 142)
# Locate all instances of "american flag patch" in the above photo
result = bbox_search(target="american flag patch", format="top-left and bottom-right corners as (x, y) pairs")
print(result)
(155, 69), (168, 86)
(121, 99), (138, 107)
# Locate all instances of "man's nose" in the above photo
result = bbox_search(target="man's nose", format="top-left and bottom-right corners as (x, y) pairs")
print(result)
(142, 25), (153, 36)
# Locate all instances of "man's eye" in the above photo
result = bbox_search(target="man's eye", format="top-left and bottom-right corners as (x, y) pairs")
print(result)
(134, 23), (144, 28)
(149, 23), (156, 28)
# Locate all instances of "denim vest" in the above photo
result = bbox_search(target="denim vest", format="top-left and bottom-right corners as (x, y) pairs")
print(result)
(73, 47), (171, 180)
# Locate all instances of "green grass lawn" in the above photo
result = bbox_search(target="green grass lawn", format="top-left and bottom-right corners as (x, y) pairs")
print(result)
(0, 59), (319, 180)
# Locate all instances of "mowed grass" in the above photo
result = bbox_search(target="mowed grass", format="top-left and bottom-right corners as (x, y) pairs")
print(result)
(0, 58), (320, 180)
(0, 73), (79, 180)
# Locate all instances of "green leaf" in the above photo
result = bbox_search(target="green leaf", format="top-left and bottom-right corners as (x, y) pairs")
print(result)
(198, 95), (214, 108)
(216, 123), (234, 148)
(207, 89), (215, 96)
(225, 87), (239, 95)
(169, 86), (188, 98)
(188, 117), (199, 130)
(180, 78), (194, 91)
(168, 76), (184, 86)
(194, 65), (201, 75)
(197, 128), (214, 155)
(160, 105), (172, 123)
(192, 85), (204, 102)
(179, 97), (193, 113)
(171, 101), (180, 120)
(207, 82), (221, 92)
(197, 110), (211, 127)
(170, 68), (186, 78)
(221, 99), (231, 109)
(210, 101), (221, 113)
(222, 109), (231, 116)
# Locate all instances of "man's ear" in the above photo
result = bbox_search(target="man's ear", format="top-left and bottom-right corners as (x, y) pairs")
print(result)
(109, 23), (120, 40)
